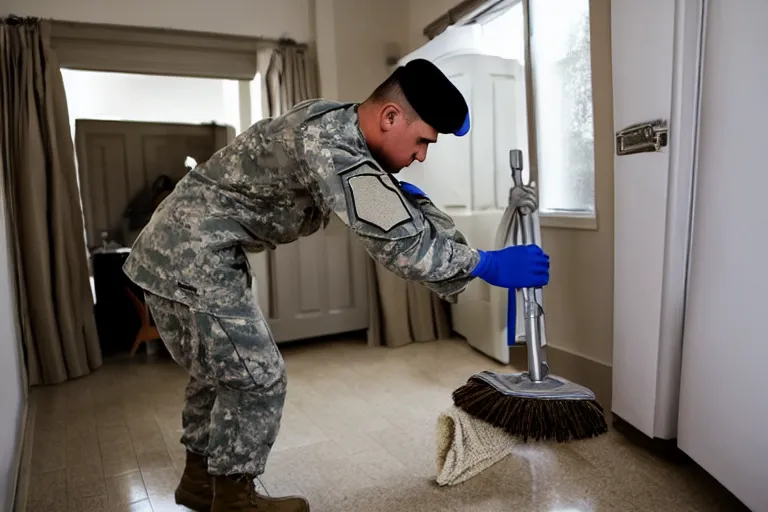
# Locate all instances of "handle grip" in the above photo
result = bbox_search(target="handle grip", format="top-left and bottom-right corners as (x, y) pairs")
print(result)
(509, 149), (524, 185)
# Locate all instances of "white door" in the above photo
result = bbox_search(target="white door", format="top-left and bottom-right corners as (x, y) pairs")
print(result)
(265, 216), (370, 343)
(610, 0), (702, 440)
(611, 0), (675, 438)
(676, 2), (768, 510)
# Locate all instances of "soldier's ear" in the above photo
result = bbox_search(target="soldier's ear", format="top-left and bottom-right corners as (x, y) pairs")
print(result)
(380, 103), (401, 132)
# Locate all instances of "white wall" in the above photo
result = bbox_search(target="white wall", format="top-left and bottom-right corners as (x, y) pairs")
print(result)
(0, 172), (25, 511)
(330, 0), (409, 102)
(61, 70), (241, 133)
(2, 0), (312, 41)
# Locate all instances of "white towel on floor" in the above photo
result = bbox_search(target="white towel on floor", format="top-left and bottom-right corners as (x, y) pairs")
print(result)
(435, 405), (518, 486)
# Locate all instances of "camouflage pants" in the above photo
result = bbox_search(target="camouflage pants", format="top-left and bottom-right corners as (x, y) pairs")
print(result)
(144, 292), (287, 477)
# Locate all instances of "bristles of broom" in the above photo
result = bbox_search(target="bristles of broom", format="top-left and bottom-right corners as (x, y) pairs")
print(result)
(452, 378), (608, 443)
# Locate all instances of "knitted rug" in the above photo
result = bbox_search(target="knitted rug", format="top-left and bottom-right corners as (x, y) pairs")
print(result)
(435, 405), (518, 486)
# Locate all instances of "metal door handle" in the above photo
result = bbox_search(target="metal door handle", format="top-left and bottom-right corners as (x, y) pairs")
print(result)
(616, 119), (668, 155)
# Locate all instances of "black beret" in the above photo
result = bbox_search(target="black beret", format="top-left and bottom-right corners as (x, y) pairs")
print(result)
(394, 58), (470, 137)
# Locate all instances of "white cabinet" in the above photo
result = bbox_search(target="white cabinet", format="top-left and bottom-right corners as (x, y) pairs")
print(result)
(676, 2), (768, 510)
(397, 31), (531, 364)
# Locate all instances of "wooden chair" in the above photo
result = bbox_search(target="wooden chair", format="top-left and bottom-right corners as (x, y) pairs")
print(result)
(125, 286), (160, 356)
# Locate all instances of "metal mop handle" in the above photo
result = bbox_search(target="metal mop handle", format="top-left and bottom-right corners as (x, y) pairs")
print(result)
(509, 150), (547, 382)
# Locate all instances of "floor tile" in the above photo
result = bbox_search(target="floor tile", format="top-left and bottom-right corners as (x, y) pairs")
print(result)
(66, 461), (107, 499)
(101, 440), (140, 477)
(27, 469), (67, 512)
(67, 494), (110, 512)
(105, 470), (148, 507)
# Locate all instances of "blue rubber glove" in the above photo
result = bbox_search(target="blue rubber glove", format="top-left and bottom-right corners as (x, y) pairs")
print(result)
(470, 245), (550, 289)
(399, 181), (427, 198)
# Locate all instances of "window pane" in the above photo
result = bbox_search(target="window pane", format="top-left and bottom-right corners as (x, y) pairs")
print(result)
(478, 2), (526, 63)
(530, 0), (595, 213)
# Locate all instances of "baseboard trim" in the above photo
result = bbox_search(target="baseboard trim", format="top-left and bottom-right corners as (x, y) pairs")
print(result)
(508, 344), (613, 409)
(13, 395), (35, 512)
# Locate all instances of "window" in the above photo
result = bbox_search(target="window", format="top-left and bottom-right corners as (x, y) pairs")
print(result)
(451, 0), (596, 218)
(475, 2), (525, 63)
(529, 0), (595, 214)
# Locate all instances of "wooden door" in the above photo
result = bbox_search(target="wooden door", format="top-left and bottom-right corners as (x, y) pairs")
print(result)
(74, 119), (233, 250)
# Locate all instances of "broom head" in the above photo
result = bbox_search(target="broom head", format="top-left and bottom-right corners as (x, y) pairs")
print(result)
(452, 370), (608, 442)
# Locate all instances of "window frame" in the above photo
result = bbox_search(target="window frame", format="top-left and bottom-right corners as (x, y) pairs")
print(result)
(425, 0), (599, 230)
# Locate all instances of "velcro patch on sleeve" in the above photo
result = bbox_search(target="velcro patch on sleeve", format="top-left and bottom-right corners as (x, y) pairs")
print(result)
(347, 174), (412, 232)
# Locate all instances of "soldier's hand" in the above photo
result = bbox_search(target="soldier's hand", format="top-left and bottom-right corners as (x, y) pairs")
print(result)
(470, 245), (550, 289)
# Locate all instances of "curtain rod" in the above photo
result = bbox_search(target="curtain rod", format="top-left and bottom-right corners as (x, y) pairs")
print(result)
(2, 16), (310, 51)
(423, 0), (488, 39)
(1, 14), (43, 26)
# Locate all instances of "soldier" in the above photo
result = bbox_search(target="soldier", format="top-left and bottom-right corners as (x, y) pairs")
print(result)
(123, 58), (549, 512)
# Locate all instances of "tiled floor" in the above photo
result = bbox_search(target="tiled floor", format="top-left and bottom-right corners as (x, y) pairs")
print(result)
(23, 337), (746, 512)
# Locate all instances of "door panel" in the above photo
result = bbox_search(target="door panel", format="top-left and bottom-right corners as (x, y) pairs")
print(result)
(610, 0), (676, 438)
(266, 215), (369, 343)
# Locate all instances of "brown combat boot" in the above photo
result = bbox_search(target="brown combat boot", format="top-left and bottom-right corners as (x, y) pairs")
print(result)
(174, 451), (213, 511)
(212, 474), (310, 512)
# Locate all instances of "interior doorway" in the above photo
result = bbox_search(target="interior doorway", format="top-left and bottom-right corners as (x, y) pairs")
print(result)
(60, 68), (263, 260)
(60, 69), (261, 356)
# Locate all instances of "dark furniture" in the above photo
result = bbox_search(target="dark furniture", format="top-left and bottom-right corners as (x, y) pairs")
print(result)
(92, 248), (144, 356)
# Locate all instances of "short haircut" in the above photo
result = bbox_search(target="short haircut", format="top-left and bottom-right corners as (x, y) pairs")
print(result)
(365, 72), (419, 121)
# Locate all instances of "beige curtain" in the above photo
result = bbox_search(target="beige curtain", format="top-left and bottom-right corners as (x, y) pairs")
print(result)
(258, 41), (452, 348)
(367, 266), (453, 348)
(0, 16), (102, 386)
(259, 41), (320, 118)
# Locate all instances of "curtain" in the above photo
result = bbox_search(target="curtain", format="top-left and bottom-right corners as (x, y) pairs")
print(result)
(257, 41), (453, 348)
(259, 41), (320, 118)
(367, 265), (453, 348)
(0, 16), (102, 385)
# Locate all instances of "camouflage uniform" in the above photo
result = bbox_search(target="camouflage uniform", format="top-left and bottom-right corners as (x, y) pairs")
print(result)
(123, 100), (480, 476)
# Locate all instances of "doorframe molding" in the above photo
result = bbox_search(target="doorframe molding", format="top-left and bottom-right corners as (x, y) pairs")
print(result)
(678, 0), (709, 347)
(48, 19), (301, 80)
(610, 0), (707, 440)
(653, 0), (708, 439)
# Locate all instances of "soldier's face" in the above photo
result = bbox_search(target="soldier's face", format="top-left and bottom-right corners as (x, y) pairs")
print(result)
(377, 107), (437, 173)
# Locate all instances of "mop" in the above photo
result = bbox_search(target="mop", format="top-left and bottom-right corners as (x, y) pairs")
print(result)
(435, 405), (519, 486)
(452, 149), (608, 443)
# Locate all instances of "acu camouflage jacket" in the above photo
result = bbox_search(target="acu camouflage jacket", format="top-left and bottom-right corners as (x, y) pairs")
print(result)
(122, 100), (480, 318)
